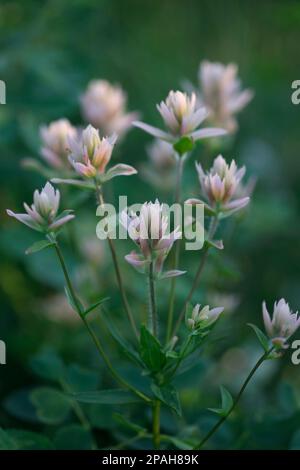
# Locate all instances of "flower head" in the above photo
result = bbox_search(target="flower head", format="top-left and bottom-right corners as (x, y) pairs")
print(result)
(67, 125), (137, 182)
(7, 182), (74, 232)
(121, 200), (184, 277)
(133, 89), (227, 144)
(262, 299), (300, 348)
(186, 303), (224, 330)
(80, 80), (138, 137)
(40, 119), (77, 168)
(198, 61), (253, 133)
(191, 154), (250, 214)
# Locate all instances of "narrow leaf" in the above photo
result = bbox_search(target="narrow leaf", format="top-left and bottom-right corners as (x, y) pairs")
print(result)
(83, 297), (110, 317)
(25, 240), (55, 255)
(133, 121), (173, 141)
(159, 270), (186, 280)
(139, 325), (166, 373)
(51, 178), (94, 190)
(151, 383), (182, 416)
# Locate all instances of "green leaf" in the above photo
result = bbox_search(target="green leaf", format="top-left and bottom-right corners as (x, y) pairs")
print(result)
(139, 325), (167, 373)
(248, 323), (270, 352)
(54, 425), (93, 450)
(209, 385), (233, 417)
(103, 315), (144, 368)
(7, 430), (54, 450)
(30, 387), (72, 425)
(70, 389), (142, 405)
(151, 383), (182, 416)
(25, 239), (55, 255)
(4, 389), (39, 423)
(30, 350), (65, 382)
(204, 239), (224, 250)
(173, 136), (194, 156)
(64, 285), (84, 313)
(0, 428), (17, 450)
(83, 297), (110, 316)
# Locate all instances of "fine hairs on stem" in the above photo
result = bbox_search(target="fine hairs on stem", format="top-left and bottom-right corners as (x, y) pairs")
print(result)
(166, 155), (185, 343)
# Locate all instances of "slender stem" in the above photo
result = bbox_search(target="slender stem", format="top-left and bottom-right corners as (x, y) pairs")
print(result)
(172, 215), (219, 337)
(194, 348), (273, 449)
(152, 400), (161, 449)
(148, 261), (158, 336)
(94, 182), (138, 339)
(52, 239), (151, 404)
(166, 156), (184, 343)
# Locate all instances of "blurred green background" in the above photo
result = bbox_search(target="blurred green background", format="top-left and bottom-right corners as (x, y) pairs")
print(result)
(0, 0), (300, 450)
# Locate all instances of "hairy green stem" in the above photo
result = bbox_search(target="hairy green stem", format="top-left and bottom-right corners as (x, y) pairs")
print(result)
(94, 182), (138, 339)
(52, 238), (151, 404)
(166, 156), (184, 343)
(194, 348), (273, 449)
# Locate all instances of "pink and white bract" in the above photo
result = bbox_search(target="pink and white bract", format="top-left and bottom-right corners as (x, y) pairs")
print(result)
(198, 61), (253, 133)
(7, 182), (75, 233)
(263, 298), (300, 348)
